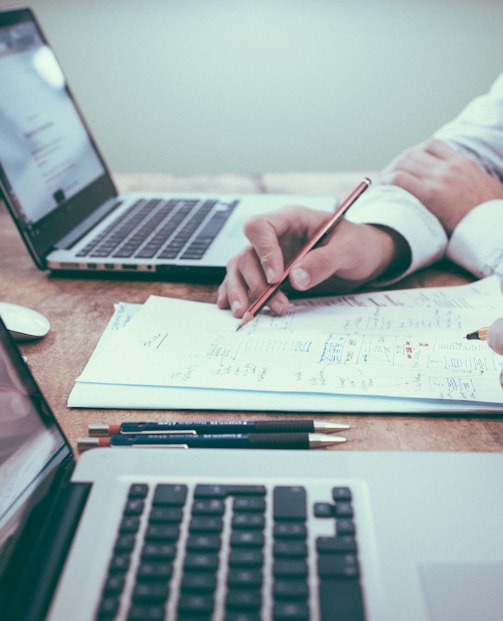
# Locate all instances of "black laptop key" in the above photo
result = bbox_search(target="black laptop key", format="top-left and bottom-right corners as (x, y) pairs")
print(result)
(232, 513), (266, 530)
(334, 501), (354, 518)
(317, 553), (360, 579)
(317, 535), (358, 554)
(145, 524), (180, 541)
(132, 581), (169, 603)
(129, 483), (149, 498)
(273, 600), (310, 620)
(273, 523), (307, 539)
(114, 534), (136, 553)
(319, 579), (365, 621)
(273, 559), (308, 579)
(149, 506), (183, 523)
(336, 518), (356, 535)
(119, 515), (141, 534)
(273, 579), (309, 601)
(141, 542), (177, 560)
(192, 498), (226, 515)
(184, 551), (220, 572)
(124, 498), (145, 515)
(152, 483), (187, 506)
(273, 540), (308, 558)
(127, 604), (165, 620)
(181, 572), (217, 593)
(186, 533), (222, 551)
(136, 561), (173, 580)
(233, 496), (267, 513)
(273, 486), (307, 521)
(332, 486), (352, 501)
(97, 594), (121, 619)
(230, 531), (265, 548)
(226, 588), (262, 611)
(194, 484), (266, 498)
(189, 515), (224, 533)
(177, 592), (215, 616)
(103, 573), (125, 595)
(229, 549), (264, 567)
(109, 552), (131, 574)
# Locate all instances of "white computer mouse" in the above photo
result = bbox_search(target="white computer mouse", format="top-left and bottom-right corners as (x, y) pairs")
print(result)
(0, 302), (51, 341)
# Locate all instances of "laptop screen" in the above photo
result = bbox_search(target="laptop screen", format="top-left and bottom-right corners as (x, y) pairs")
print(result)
(0, 318), (70, 561)
(0, 16), (105, 226)
(0, 8), (118, 266)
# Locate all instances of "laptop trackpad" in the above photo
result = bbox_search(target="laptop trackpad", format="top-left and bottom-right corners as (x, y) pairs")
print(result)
(420, 563), (503, 621)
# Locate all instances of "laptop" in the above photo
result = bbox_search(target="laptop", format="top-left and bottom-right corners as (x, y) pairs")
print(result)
(0, 7), (336, 281)
(1, 317), (503, 620)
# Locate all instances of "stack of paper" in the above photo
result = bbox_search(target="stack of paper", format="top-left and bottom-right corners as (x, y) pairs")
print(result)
(69, 276), (503, 413)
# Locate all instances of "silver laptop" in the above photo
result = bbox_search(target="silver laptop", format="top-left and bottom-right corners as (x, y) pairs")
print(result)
(1, 317), (502, 620)
(0, 7), (335, 281)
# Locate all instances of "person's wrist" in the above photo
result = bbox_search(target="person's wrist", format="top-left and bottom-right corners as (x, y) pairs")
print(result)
(368, 225), (411, 281)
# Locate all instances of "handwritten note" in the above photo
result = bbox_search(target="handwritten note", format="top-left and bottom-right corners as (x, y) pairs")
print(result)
(72, 276), (503, 410)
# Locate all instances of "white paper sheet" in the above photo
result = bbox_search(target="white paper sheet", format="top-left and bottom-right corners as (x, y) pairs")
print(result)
(69, 276), (503, 413)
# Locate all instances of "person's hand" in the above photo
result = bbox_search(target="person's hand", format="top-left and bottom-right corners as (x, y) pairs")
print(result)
(380, 138), (503, 235)
(217, 205), (409, 317)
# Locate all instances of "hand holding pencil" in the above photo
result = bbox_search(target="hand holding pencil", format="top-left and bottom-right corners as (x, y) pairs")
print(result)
(218, 178), (410, 322)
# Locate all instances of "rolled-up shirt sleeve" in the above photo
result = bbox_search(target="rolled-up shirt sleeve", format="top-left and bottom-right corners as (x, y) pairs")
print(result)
(347, 72), (503, 285)
(433, 72), (503, 277)
(347, 184), (447, 284)
(446, 200), (503, 278)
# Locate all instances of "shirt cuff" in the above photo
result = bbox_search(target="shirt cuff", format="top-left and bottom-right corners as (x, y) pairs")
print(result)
(447, 200), (503, 277)
(347, 185), (448, 284)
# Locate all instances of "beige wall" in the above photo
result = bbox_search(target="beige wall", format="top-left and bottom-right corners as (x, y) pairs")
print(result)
(1, 0), (502, 174)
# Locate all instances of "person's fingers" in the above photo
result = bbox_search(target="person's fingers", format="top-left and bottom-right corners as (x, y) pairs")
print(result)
(243, 206), (329, 284)
(243, 212), (289, 284)
(217, 250), (290, 317)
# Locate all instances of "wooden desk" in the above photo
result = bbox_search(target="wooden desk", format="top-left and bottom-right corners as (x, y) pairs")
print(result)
(1, 172), (502, 455)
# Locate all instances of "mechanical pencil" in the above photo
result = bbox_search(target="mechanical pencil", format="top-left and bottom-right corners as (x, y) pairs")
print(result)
(88, 420), (350, 436)
(78, 432), (346, 451)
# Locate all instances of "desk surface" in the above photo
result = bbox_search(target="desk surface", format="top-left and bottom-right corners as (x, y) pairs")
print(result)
(1, 172), (502, 455)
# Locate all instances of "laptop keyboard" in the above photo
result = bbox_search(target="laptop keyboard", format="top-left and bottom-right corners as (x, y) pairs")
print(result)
(95, 481), (366, 620)
(76, 198), (238, 261)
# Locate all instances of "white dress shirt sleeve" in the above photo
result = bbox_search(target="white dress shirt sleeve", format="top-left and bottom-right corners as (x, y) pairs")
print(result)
(346, 72), (503, 285)
(347, 184), (447, 284)
(433, 73), (503, 277)
(446, 200), (503, 278)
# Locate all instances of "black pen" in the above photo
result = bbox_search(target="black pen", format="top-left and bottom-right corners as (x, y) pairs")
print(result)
(88, 420), (350, 437)
(78, 432), (346, 451)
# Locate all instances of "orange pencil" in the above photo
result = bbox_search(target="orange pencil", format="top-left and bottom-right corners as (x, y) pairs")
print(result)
(237, 178), (372, 330)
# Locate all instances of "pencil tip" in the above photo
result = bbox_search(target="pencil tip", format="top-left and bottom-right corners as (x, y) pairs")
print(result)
(465, 331), (478, 340)
(236, 311), (254, 331)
